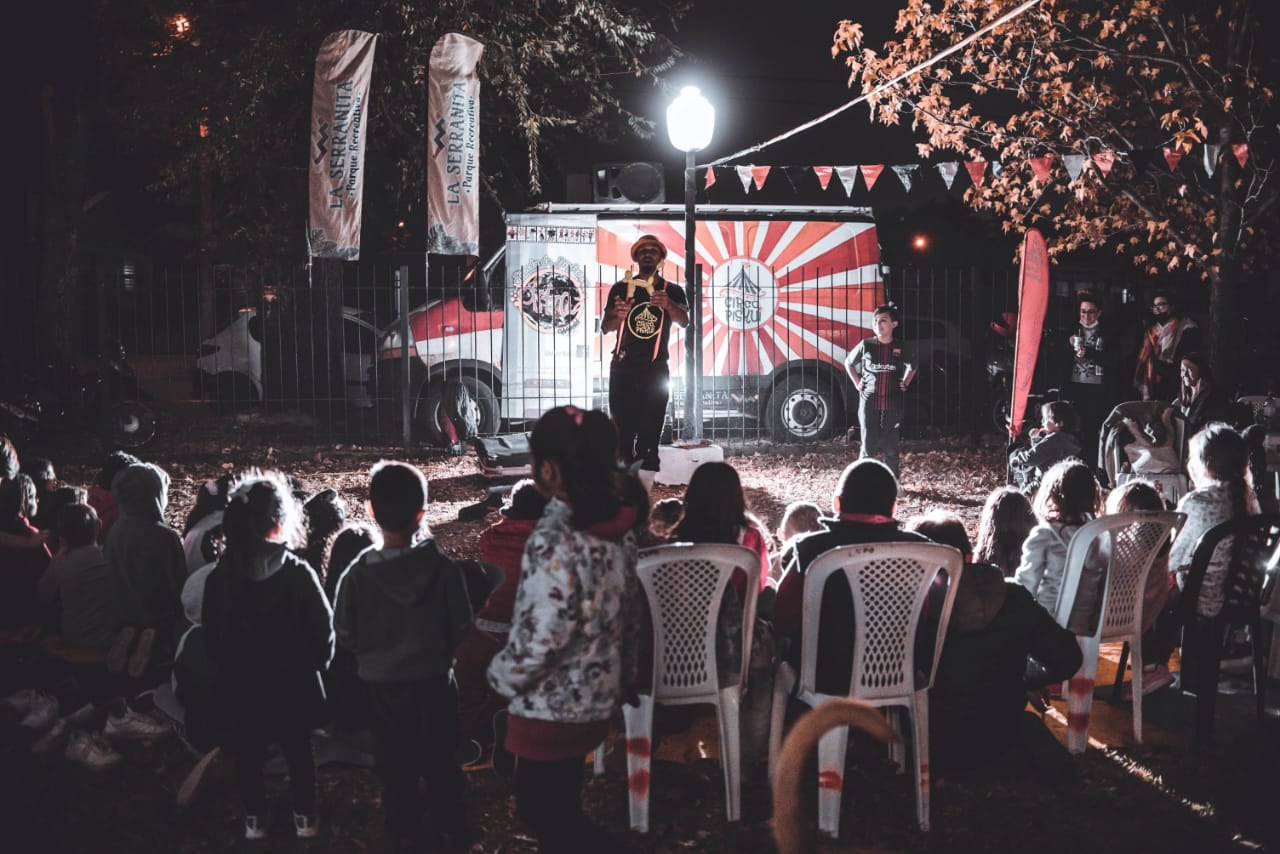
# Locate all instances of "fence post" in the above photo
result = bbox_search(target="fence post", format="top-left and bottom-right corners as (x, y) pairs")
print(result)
(398, 265), (412, 449)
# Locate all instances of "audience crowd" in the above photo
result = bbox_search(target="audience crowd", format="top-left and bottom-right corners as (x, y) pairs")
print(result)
(0, 388), (1273, 850)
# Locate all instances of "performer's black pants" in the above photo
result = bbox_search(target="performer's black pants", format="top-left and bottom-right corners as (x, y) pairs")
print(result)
(610, 358), (669, 471)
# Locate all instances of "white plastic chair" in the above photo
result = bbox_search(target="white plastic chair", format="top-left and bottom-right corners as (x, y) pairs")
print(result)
(1052, 511), (1183, 753)
(766, 542), (964, 835)
(625, 543), (761, 833)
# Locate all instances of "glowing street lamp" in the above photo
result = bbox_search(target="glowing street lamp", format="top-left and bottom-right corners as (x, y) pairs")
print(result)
(666, 86), (715, 441)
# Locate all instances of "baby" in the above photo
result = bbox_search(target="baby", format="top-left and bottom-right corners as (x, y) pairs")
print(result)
(1120, 408), (1180, 475)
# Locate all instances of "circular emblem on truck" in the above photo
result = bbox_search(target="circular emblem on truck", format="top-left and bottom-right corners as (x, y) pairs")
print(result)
(710, 257), (777, 331)
(513, 258), (586, 334)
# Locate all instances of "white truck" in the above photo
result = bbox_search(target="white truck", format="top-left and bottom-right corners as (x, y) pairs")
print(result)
(376, 204), (886, 442)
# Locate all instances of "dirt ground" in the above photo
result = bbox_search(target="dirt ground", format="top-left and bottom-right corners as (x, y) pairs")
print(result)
(2, 423), (1277, 853)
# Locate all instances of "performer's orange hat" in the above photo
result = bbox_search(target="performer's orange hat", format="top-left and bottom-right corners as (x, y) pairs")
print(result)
(630, 234), (667, 261)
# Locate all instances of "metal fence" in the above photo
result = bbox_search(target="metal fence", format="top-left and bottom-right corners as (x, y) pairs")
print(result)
(69, 252), (1137, 450)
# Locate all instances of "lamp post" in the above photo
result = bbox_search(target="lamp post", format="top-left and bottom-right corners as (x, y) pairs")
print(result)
(667, 86), (715, 442)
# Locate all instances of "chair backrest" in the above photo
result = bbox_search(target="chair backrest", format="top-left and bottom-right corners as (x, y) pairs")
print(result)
(1100, 400), (1188, 482)
(798, 542), (964, 701)
(636, 543), (761, 701)
(1053, 512), (1183, 642)
(1182, 513), (1280, 624)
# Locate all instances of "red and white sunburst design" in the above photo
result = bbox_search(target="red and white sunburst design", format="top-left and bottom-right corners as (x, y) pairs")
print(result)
(596, 219), (884, 378)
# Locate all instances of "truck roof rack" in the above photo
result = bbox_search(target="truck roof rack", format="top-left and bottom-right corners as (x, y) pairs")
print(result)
(521, 203), (875, 221)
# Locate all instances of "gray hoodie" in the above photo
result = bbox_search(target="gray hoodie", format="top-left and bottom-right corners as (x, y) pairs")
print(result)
(104, 463), (186, 629)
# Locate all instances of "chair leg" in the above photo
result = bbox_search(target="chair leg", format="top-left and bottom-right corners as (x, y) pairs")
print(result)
(1111, 641), (1130, 704)
(911, 691), (932, 832)
(1129, 637), (1144, 744)
(816, 720), (851, 838)
(1192, 620), (1227, 744)
(716, 690), (742, 823)
(1251, 619), (1267, 734)
(886, 707), (906, 772)
(767, 663), (797, 783)
(622, 696), (655, 833)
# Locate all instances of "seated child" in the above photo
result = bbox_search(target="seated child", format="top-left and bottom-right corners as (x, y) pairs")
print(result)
(38, 504), (120, 650)
(770, 500), (823, 587)
(0, 476), (51, 630)
(1119, 408), (1181, 475)
(1009, 401), (1083, 491)
(649, 497), (684, 540)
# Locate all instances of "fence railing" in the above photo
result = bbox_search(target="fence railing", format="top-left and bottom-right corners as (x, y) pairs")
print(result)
(69, 255), (1070, 450)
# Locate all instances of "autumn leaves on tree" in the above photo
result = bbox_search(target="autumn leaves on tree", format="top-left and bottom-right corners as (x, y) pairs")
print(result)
(832, 0), (1279, 374)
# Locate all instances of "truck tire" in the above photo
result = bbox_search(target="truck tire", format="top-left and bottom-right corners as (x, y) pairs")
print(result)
(416, 376), (499, 446)
(766, 375), (840, 442)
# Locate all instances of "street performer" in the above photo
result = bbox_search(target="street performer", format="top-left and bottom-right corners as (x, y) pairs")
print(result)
(601, 234), (689, 475)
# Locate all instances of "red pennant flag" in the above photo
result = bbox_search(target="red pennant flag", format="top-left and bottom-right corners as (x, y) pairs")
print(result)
(1162, 145), (1184, 172)
(813, 166), (834, 191)
(1091, 151), (1115, 177)
(1028, 155), (1053, 183)
(751, 165), (771, 190)
(859, 164), (884, 191)
(965, 160), (987, 187)
(1232, 143), (1249, 168)
(704, 166), (716, 190)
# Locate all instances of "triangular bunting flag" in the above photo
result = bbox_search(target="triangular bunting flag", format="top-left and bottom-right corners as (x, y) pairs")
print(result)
(936, 162), (959, 190)
(1203, 144), (1221, 177)
(1091, 151), (1116, 177)
(1232, 143), (1249, 168)
(836, 166), (860, 196)
(1131, 148), (1158, 176)
(813, 166), (834, 191)
(1063, 154), (1087, 183)
(964, 160), (987, 187)
(1162, 145), (1184, 172)
(859, 164), (884, 191)
(1028, 155), (1053, 183)
(892, 164), (919, 193)
(735, 165), (754, 193)
(704, 166), (716, 190)
(991, 161), (1005, 178)
(751, 165), (771, 191)
(782, 166), (807, 193)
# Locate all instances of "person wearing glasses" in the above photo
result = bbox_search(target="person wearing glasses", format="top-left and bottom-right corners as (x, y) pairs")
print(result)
(1067, 290), (1117, 470)
(1134, 292), (1201, 401)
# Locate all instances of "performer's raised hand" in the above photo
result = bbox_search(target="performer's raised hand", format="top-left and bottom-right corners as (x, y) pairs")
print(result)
(649, 290), (670, 312)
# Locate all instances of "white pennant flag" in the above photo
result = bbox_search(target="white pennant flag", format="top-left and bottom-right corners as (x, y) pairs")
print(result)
(1203, 144), (1222, 177)
(936, 162), (959, 190)
(892, 164), (918, 193)
(735, 165), (754, 193)
(426, 33), (486, 255)
(308, 30), (378, 259)
(1063, 154), (1087, 182)
(835, 166), (860, 196)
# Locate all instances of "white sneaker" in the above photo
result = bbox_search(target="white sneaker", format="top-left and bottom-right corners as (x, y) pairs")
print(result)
(65, 731), (123, 770)
(19, 693), (59, 731)
(244, 815), (267, 840)
(31, 717), (68, 753)
(104, 708), (172, 741)
(293, 813), (319, 838)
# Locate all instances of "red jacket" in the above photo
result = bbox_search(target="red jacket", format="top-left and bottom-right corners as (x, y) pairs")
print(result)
(477, 517), (540, 627)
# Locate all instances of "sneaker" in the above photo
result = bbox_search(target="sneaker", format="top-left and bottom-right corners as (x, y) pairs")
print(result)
(2, 687), (37, 717)
(65, 731), (123, 770)
(104, 707), (172, 741)
(19, 692), (59, 731)
(31, 717), (68, 753)
(127, 627), (156, 678)
(66, 702), (97, 727)
(293, 813), (319, 838)
(244, 815), (267, 840)
(1122, 664), (1176, 700)
(106, 627), (137, 674)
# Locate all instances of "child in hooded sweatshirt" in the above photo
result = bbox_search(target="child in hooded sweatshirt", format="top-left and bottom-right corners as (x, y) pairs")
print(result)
(453, 478), (548, 747)
(88, 451), (139, 545)
(202, 470), (334, 841)
(488, 406), (641, 853)
(333, 461), (473, 850)
(1015, 458), (1106, 634)
(103, 461), (186, 671)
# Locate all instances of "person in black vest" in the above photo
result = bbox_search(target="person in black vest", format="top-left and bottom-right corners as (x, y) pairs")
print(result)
(601, 234), (689, 474)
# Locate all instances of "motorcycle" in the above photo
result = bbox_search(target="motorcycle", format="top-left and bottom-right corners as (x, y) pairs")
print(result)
(0, 343), (158, 449)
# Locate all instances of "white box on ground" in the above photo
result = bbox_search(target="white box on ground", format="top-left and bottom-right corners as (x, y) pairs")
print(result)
(655, 443), (725, 486)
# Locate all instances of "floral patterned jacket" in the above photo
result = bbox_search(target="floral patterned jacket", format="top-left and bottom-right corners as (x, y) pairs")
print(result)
(487, 497), (640, 723)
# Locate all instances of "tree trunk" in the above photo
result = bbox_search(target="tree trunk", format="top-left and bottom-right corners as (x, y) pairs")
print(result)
(1208, 125), (1242, 385)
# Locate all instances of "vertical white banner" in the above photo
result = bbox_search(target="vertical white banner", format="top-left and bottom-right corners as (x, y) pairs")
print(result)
(307, 30), (377, 260)
(427, 33), (485, 255)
